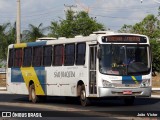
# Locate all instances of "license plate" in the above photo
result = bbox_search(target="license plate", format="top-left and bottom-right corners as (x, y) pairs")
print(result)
(123, 90), (132, 95)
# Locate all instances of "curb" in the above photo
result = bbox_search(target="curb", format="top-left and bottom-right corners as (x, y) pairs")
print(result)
(0, 87), (7, 92)
(151, 95), (160, 98)
(0, 87), (7, 94)
(152, 88), (160, 91)
(0, 90), (9, 94)
(0, 87), (6, 90)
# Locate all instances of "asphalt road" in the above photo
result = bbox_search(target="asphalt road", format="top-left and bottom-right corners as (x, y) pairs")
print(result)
(0, 94), (160, 120)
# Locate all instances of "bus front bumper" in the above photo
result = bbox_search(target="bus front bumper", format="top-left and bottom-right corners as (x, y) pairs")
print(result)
(98, 87), (152, 97)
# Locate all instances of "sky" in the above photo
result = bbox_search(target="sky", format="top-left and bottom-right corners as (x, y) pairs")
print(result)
(0, 0), (160, 32)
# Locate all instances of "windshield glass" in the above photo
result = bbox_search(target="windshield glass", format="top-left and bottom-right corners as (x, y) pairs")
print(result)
(99, 44), (150, 76)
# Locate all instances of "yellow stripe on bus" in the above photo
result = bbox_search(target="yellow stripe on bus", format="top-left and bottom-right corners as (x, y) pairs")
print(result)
(131, 76), (138, 84)
(20, 67), (45, 95)
(14, 43), (27, 48)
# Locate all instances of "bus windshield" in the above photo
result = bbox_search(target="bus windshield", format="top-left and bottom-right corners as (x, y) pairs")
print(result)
(99, 44), (150, 76)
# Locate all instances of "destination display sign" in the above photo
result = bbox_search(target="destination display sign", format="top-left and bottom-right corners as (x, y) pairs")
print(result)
(102, 35), (147, 43)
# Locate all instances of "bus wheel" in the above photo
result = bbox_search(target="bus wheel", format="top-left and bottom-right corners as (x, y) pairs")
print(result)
(29, 84), (38, 103)
(124, 97), (135, 106)
(80, 85), (90, 106)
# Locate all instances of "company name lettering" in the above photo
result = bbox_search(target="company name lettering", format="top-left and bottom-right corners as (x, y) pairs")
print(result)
(54, 71), (75, 78)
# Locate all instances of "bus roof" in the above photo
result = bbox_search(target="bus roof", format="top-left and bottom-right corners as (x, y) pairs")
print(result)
(9, 31), (149, 48)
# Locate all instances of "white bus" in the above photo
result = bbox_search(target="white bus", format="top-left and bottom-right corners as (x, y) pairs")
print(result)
(6, 31), (152, 106)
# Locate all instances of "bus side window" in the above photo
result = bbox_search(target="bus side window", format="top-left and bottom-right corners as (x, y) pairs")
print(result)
(64, 44), (75, 66)
(14, 48), (22, 67)
(53, 44), (64, 66)
(8, 49), (14, 68)
(76, 43), (86, 65)
(43, 45), (52, 66)
(23, 47), (32, 67)
(32, 46), (43, 67)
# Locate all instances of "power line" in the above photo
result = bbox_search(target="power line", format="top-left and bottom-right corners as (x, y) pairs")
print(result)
(89, 6), (159, 12)
(64, 4), (77, 11)
(90, 14), (144, 20)
(0, 2), (158, 19)
(21, 10), (63, 18)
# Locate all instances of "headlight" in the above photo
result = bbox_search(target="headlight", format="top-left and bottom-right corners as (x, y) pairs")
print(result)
(140, 79), (150, 87)
(102, 80), (114, 88)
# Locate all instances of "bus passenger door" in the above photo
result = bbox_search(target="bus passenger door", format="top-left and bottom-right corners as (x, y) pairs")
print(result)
(89, 45), (97, 94)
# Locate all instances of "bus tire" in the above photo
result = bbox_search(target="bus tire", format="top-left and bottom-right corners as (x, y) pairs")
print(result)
(29, 84), (38, 103)
(124, 96), (135, 106)
(79, 85), (90, 106)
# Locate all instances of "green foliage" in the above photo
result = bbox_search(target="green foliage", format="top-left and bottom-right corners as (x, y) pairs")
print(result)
(0, 23), (15, 61)
(22, 23), (47, 42)
(134, 15), (159, 39)
(49, 10), (105, 38)
(119, 14), (160, 39)
(118, 24), (133, 33)
(150, 39), (160, 72)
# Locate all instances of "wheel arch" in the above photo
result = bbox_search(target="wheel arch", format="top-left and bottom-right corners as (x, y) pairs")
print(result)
(28, 80), (34, 90)
(29, 80), (34, 86)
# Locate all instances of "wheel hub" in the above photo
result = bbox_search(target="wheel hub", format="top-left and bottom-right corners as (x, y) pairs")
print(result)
(81, 90), (86, 100)
(31, 89), (36, 99)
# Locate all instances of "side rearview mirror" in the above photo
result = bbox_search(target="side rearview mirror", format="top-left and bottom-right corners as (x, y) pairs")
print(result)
(97, 49), (102, 59)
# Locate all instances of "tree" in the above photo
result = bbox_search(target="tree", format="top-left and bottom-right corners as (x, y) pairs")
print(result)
(119, 24), (133, 33)
(0, 23), (15, 61)
(118, 24), (133, 33)
(119, 14), (160, 39)
(49, 10), (105, 38)
(134, 15), (159, 38)
(22, 23), (47, 42)
(150, 40), (160, 73)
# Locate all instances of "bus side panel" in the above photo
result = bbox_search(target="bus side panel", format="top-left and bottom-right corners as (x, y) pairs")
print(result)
(20, 67), (46, 95)
(7, 67), (46, 96)
(46, 66), (88, 97)
(7, 68), (28, 95)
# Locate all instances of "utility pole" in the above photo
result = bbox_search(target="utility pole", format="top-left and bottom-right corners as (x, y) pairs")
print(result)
(16, 0), (21, 43)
